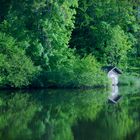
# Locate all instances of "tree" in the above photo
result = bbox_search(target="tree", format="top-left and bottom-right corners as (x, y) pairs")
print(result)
(70, 0), (139, 67)
(0, 32), (37, 88)
(0, 0), (78, 69)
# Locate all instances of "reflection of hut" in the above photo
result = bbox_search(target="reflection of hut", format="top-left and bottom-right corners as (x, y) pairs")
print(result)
(108, 85), (121, 104)
(102, 66), (122, 85)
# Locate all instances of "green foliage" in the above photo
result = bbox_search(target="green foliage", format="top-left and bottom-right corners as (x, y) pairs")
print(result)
(0, 87), (140, 140)
(71, 55), (108, 87)
(0, 0), (78, 69)
(0, 89), (108, 140)
(0, 0), (139, 88)
(0, 32), (38, 88)
(119, 74), (140, 87)
(35, 54), (108, 88)
(98, 24), (131, 67)
(0, 0), (11, 22)
(0, 92), (40, 140)
(70, 0), (139, 68)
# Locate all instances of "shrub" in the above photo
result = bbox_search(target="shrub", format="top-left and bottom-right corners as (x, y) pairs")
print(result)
(71, 55), (108, 87)
(0, 32), (38, 88)
(119, 74), (140, 87)
(35, 54), (109, 88)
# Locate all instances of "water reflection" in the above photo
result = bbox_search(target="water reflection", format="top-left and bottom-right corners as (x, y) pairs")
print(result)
(108, 85), (121, 104)
(74, 86), (140, 140)
(0, 86), (139, 140)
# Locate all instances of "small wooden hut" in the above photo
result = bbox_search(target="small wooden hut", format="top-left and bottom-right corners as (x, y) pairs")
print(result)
(102, 66), (122, 85)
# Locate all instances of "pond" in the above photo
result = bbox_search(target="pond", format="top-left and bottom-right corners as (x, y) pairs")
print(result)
(0, 85), (139, 140)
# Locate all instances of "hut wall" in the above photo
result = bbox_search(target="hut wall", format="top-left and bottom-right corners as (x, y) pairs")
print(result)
(107, 70), (119, 85)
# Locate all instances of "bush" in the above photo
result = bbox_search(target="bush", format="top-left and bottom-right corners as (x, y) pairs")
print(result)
(119, 74), (140, 87)
(0, 32), (38, 88)
(34, 54), (109, 88)
(71, 55), (109, 87)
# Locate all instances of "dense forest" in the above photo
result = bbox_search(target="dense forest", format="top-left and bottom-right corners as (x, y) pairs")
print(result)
(0, 0), (140, 88)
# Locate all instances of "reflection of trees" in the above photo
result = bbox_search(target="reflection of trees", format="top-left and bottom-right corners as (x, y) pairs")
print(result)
(32, 89), (108, 140)
(119, 86), (140, 96)
(73, 85), (140, 140)
(0, 89), (107, 140)
(0, 87), (139, 140)
(120, 89), (140, 140)
(0, 93), (40, 140)
(100, 105), (134, 140)
(73, 103), (134, 140)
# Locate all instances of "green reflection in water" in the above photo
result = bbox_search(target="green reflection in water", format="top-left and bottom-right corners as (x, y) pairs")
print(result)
(31, 89), (108, 140)
(73, 86), (140, 140)
(0, 86), (139, 140)
(0, 92), (40, 140)
(0, 89), (107, 140)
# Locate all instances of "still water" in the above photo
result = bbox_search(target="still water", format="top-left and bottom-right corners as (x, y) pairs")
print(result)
(0, 86), (139, 140)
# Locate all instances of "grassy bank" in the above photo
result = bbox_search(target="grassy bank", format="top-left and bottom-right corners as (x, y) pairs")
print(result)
(119, 74), (140, 87)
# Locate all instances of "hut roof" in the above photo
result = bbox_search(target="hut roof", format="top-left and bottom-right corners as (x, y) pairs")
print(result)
(102, 66), (122, 74)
